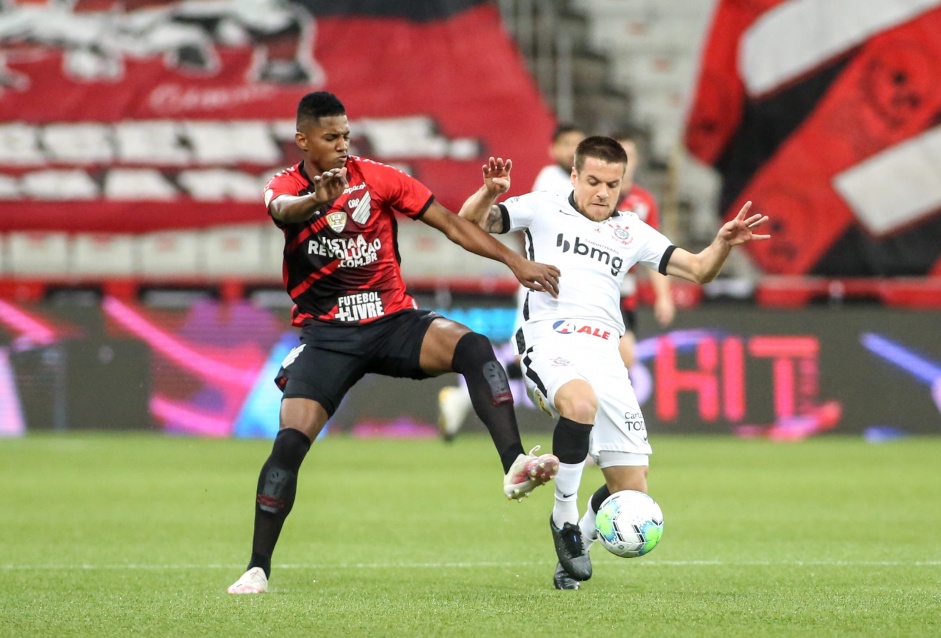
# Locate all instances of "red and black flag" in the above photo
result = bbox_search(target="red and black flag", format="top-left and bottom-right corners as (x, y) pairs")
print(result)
(685, 0), (941, 277)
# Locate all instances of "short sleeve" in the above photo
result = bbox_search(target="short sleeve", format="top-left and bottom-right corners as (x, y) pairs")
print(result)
(498, 192), (541, 231)
(368, 161), (433, 219)
(264, 167), (307, 207)
(263, 166), (308, 227)
(632, 219), (674, 271)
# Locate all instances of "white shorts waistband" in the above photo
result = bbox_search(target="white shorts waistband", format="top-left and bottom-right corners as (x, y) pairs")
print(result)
(521, 319), (621, 351)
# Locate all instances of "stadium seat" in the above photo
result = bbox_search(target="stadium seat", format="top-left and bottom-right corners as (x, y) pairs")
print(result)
(260, 223), (286, 277)
(6, 231), (70, 275)
(138, 230), (202, 277)
(612, 52), (697, 91)
(181, 121), (282, 166)
(203, 224), (265, 277)
(397, 222), (463, 279)
(71, 233), (137, 276)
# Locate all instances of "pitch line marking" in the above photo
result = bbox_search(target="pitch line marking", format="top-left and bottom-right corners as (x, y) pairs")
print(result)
(1, 560), (940, 571)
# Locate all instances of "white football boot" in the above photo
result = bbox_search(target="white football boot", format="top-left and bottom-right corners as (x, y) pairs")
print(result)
(227, 567), (268, 594)
(503, 446), (560, 501)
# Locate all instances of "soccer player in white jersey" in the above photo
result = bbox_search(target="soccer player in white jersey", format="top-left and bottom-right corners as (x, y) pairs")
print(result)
(460, 137), (770, 589)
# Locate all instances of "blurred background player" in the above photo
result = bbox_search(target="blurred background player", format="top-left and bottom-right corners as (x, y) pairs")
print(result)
(532, 122), (586, 195)
(611, 130), (675, 369)
(437, 123), (587, 441)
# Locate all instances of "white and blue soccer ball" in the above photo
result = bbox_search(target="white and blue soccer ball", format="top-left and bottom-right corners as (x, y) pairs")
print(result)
(595, 490), (664, 558)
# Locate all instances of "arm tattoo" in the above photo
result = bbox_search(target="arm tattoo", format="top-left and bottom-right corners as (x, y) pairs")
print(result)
(484, 206), (504, 233)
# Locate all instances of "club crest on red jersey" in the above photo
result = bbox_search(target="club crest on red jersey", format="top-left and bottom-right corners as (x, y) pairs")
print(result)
(348, 191), (372, 224)
(326, 211), (347, 233)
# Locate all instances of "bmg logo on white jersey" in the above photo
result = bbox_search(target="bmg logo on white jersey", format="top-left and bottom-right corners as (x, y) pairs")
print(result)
(556, 233), (623, 275)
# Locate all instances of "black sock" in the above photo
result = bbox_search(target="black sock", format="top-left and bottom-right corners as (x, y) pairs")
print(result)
(590, 484), (612, 513)
(552, 417), (593, 464)
(451, 332), (524, 473)
(247, 428), (312, 578)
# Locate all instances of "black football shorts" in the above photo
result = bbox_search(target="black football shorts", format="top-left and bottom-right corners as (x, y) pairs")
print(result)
(275, 309), (441, 416)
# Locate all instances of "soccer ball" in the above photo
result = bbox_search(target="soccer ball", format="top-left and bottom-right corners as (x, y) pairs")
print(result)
(595, 490), (664, 558)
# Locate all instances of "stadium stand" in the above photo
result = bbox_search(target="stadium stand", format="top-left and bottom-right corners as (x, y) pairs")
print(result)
(0, 0), (937, 305)
(569, 0), (720, 239)
(72, 233), (137, 277)
(501, 0), (723, 256)
(6, 232), (70, 276)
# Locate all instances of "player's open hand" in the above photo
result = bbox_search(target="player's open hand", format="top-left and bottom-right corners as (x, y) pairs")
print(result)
(719, 201), (770, 246)
(654, 294), (675, 327)
(482, 157), (512, 196)
(311, 167), (349, 206)
(513, 259), (560, 298)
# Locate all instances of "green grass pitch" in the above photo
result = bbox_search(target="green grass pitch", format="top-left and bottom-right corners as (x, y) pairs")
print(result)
(1, 432), (940, 637)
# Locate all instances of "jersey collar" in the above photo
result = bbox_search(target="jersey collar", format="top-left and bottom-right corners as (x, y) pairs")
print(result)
(297, 160), (315, 190)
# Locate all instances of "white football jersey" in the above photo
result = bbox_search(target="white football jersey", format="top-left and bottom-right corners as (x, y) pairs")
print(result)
(531, 164), (573, 197)
(499, 191), (674, 344)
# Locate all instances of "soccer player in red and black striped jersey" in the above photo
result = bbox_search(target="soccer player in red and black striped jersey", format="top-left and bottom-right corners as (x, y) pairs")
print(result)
(227, 92), (561, 594)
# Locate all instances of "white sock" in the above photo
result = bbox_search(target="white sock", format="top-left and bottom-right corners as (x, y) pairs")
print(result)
(552, 461), (585, 527)
(579, 504), (599, 548)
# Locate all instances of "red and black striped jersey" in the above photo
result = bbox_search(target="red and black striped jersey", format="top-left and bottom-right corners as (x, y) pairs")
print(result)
(264, 157), (434, 326)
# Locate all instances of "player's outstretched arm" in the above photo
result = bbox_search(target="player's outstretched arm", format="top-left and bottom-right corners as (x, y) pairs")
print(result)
(459, 157), (512, 233)
(665, 201), (770, 284)
(267, 167), (348, 223)
(421, 201), (560, 297)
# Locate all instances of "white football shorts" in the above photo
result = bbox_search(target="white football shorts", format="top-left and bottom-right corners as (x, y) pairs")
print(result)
(519, 333), (651, 466)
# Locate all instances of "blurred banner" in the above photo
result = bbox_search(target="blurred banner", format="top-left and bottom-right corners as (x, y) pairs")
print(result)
(0, 0), (553, 231)
(685, 0), (941, 277)
(0, 297), (938, 439)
